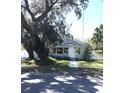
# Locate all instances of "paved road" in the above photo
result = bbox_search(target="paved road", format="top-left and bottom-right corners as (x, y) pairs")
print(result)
(21, 72), (103, 93)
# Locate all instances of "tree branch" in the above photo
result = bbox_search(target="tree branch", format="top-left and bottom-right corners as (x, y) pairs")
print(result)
(24, 0), (36, 21)
(21, 11), (38, 47)
(50, 0), (58, 5)
(21, 5), (26, 9)
(23, 0), (58, 22)
(45, 0), (49, 9)
(36, 0), (59, 21)
(21, 12), (32, 34)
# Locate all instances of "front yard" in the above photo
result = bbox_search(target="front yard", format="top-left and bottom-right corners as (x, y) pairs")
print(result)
(21, 57), (103, 77)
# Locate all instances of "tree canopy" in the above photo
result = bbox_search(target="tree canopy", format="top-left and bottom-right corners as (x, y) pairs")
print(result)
(92, 24), (103, 50)
(21, 0), (89, 63)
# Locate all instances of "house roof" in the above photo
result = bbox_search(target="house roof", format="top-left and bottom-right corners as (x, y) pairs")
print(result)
(57, 37), (83, 47)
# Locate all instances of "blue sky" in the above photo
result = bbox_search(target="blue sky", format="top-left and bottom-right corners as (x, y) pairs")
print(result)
(66, 0), (103, 41)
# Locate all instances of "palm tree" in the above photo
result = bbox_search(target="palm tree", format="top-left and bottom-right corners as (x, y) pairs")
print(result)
(92, 24), (103, 50)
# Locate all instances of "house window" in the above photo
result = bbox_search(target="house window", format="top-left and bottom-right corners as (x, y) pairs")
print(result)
(53, 48), (56, 53)
(57, 48), (63, 54)
(64, 48), (68, 54)
(75, 47), (80, 54)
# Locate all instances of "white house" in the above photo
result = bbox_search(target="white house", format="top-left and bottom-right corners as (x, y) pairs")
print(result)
(48, 37), (84, 59)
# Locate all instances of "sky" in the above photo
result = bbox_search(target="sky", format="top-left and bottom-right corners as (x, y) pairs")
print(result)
(66, 0), (103, 41)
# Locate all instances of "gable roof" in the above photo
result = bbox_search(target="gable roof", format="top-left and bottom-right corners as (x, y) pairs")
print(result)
(57, 37), (83, 47)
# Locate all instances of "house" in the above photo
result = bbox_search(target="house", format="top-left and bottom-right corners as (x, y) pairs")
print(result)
(48, 37), (84, 59)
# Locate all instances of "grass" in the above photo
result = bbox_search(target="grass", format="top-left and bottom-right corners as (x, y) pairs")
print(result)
(21, 59), (36, 65)
(49, 57), (102, 69)
(49, 57), (69, 66)
(21, 57), (103, 77)
(22, 57), (102, 69)
(78, 61), (102, 69)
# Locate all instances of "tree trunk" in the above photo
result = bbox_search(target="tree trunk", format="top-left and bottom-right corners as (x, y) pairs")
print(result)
(21, 12), (51, 65)
(24, 42), (34, 59)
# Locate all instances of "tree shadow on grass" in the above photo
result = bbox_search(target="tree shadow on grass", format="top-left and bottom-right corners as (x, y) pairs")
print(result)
(21, 65), (103, 77)
(21, 69), (103, 93)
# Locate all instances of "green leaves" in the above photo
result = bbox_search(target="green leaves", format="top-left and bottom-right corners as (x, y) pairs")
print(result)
(92, 24), (103, 50)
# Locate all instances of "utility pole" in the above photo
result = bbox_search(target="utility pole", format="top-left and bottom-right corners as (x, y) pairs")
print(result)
(81, 7), (85, 59)
(82, 8), (84, 42)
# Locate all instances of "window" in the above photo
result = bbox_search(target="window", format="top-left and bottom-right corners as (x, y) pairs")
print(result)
(57, 48), (63, 54)
(52, 48), (56, 53)
(64, 48), (68, 54)
(75, 47), (80, 54)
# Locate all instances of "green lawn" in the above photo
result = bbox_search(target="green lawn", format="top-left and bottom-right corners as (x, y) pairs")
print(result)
(21, 57), (103, 77)
(49, 57), (103, 69)
(78, 61), (102, 69)
(22, 57), (103, 69)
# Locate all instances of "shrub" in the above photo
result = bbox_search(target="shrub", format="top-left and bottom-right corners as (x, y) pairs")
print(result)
(83, 42), (93, 61)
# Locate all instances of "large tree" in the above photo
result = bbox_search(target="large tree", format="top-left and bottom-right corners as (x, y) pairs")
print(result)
(21, 0), (88, 64)
(92, 24), (103, 51)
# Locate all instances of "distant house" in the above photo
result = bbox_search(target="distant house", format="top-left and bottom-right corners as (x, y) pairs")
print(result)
(48, 37), (84, 59)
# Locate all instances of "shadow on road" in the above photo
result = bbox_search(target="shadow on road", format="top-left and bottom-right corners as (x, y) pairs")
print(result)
(21, 68), (103, 93)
